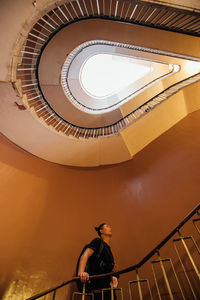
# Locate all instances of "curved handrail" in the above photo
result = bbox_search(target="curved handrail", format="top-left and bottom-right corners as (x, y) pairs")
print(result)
(27, 202), (200, 300)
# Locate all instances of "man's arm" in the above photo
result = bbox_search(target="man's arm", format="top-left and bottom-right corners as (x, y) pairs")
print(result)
(78, 248), (94, 282)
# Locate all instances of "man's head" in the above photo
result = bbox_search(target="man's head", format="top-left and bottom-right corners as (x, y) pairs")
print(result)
(95, 223), (112, 238)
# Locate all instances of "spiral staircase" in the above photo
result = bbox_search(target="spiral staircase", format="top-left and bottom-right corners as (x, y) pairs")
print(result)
(1, 0), (200, 167)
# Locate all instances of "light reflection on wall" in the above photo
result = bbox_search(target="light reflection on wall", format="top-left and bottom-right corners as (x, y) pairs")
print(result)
(3, 270), (49, 300)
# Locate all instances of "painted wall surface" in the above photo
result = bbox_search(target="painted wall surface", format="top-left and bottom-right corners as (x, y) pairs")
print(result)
(0, 108), (200, 299)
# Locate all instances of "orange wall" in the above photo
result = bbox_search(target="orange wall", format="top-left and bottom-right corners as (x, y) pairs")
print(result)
(0, 109), (200, 299)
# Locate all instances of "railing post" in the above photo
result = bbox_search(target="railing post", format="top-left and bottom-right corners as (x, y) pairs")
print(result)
(81, 283), (86, 300)
(52, 290), (56, 300)
(136, 269), (143, 300)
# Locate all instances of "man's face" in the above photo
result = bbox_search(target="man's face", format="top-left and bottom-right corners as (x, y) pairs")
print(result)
(101, 224), (112, 236)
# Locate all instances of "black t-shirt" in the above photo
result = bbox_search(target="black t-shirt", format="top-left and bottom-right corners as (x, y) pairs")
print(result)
(86, 238), (115, 290)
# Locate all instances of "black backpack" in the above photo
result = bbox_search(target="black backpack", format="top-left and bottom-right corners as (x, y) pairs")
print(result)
(75, 240), (104, 292)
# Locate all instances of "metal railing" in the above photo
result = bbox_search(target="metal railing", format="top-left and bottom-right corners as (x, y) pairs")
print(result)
(15, 0), (200, 139)
(27, 202), (200, 299)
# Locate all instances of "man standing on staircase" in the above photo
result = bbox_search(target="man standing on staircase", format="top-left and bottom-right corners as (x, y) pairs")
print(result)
(77, 223), (118, 299)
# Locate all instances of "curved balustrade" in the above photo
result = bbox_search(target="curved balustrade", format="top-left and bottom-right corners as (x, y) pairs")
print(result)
(15, 0), (200, 139)
(27, 202), (200, 299)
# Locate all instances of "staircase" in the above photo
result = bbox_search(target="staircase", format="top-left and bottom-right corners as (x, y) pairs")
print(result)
(27, 203), (200, 299)
(14, 0), (200, 139)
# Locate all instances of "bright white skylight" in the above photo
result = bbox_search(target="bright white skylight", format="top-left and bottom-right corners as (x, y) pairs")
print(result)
(80, 54), (152, 98)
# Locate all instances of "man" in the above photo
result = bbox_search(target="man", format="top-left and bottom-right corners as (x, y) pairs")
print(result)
(77, 223), (117, 299)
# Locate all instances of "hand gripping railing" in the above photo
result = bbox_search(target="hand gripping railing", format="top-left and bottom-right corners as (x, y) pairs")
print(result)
(27, 202), (200, 300)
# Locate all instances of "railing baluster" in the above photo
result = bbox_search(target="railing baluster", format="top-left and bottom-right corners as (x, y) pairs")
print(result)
(46, 13), (60, 27)
(52, 289), (56, 300)
(174, 234), (200, 280)
(136, 270), (143, 300)
(129, 4), (138, 20)
(145, 7), (157, 23)
(114, 0), (118, 18)
(193, 216), (200, 236)
(57, 5), (69, 22)
(63, 4), (73, 19)
(173, 241), (197, 299)
(76, 0), (84, 16)
(82, 0), (89, 16)
(119, 1), (124, 19)
(89, 0), (94, 15)
(139, 7), (151, 23)
(109, 0), (112, 17)
(52, 9), (65, 24)
(124, 2), (131, 20)
(152, 254), (174, 300)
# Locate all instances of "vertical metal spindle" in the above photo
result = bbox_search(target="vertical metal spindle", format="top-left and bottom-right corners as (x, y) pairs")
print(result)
(111, 286), (114, 300)
(154, 10), (169, 25)
(96, 0), (100, 15)
(82, 0), (89, 16)
(170, 14), (187, 27)
(70, 2), (79, 18)
(26, 38), (43, 46)
(90, 0), (94, 15)
(103, 0), (105, 15)
(174, 242), (197, 299)
(164, 13), (181, 27)
(145, 7), (157, 23)
(139, 7), (151, 23)
(190, 22), (200, 30)
(52, 9), (65, 24)
(178, 16), (196, 29)
(124, 2), (131, 19)
(136, 270), (143, 300)
(135, 6), (144, 22)
(28, 33), (46, 42)
(45, 113), (55, 122)
(160, 12), (176, 26)
(32, 28), (49, 38)
(182, 18), (200, 30)
(52, 289), (56, 300)
(109, 0), (112, 17)
(35, 105), (48, 113)
(152, 261), (162, 300)
(46, 13), (60, 27)
(193, 217), (200, 236)
(41, 17), (56, 29)
(114, 0), (118, 17)
(173, 15), (192, 28)
(37, 21), (53, 33)
(129, 4), (138, 20)
(169, 258), (186, 300)
(64, 124), (70, 134)
(153, 254), (174, 300)
(150, 9), (164, 23)
(64, 4), (73, 19)
(178, 235), (200, 279)
(56, 5), (70, 22)
(76, 0), (84, 16)
(119, 1), (124, 19)
(54, 120), (62, 129)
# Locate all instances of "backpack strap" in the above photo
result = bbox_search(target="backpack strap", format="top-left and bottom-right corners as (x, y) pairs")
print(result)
(96, 238), (104, 259)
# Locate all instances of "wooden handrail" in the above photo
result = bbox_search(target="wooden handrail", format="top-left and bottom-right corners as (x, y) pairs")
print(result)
(27, 203), (200, 300)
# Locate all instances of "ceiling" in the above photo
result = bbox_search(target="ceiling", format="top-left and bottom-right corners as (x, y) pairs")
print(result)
(0, 0), (200, 167)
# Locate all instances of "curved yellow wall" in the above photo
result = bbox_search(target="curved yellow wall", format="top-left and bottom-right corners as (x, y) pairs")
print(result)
(1, 107), (200, 298)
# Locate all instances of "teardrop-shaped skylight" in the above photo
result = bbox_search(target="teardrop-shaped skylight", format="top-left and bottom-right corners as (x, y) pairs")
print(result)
(80, 54), (152, 98)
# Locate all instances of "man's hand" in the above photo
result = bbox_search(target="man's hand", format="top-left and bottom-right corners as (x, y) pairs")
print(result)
(79, 271), (90, 283)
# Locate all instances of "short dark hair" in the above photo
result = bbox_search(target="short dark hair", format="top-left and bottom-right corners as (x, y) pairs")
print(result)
(94, 223), (106, 237)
